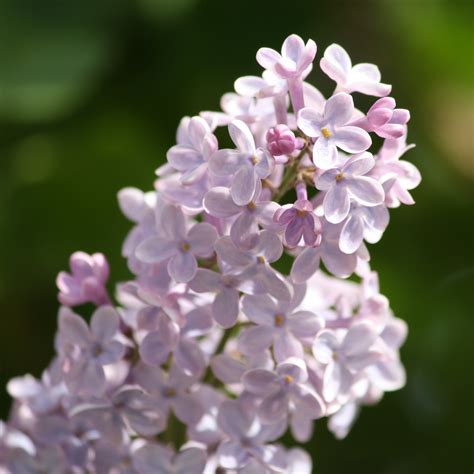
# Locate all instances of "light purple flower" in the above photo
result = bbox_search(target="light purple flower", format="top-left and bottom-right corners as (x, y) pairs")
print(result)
(338, 202), (389, 254)
(370, 136), (421, 207)
(312, 322), (380, 402)
(209, 120), (274, 205)
(189, 268), (250, 328)
(351, 97), (410, 139)
(298, 93), (372, 169)
(57, 306), (125, 397)
(257, 34), (316, 113)
(134, 444), (207, 474)
(320, 43), (391, 97)
(290, 219), (360, 282)
(139, 316), (206, 377)
(56, 251), (110, 307)
(215, 231), (291, 301)
(133, 363), (203, 426)
(257, 34), (316, 80)
(204, 183), (278, 249)
(274, 199), (322, 248)
(166, 116), (218, 184)
(216, 400), (287, 471)
(135, 205), (217, 283)
(71, 385), (165, 442)
(243, 358), (324, 423)
(238, 292), (323, 362)
(316, 152), (385, 224)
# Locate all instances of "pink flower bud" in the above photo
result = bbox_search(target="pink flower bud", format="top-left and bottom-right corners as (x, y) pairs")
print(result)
(266, 125), (302, 156)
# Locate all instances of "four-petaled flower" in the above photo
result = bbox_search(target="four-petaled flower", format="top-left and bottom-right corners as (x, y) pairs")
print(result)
(298, 93), (372, 169)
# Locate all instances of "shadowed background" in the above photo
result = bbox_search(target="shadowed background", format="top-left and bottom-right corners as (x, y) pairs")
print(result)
(0, 0), (473, 472)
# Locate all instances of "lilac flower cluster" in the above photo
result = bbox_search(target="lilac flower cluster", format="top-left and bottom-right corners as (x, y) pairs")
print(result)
(1, 35), (420, 473)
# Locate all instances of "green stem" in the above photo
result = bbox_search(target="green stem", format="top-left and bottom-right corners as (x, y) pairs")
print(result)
(273, 147), (308, 202)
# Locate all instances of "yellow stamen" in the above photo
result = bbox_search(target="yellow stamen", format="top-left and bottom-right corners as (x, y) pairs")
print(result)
(335, 172), (344, 182)
(296, 209), (307, 217)
(283, 375), (293, 384)
(181, 242), (190, 252)
(251, 155), (258, 165)
(321, 127), (332, 139)
(274, 313), (285, 327)
(247, 202), (257, 211)
(164, 387), (176, 398)
(257, 256), (265, 264)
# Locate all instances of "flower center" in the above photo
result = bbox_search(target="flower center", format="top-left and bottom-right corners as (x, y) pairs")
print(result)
(164, 387), (176, 398)
(321, 127), (332, 139)
(181, 242), (191, 252)
(335, 172), (344, 182)
(274, 313), (285, 327)
(251, 154), (258, 165)
(296, 209), (307, 217)
(332, 351), (338, 361)
(247, 202), (257, 211)
(257, 256), (265, 264)
(283, 375), (293, 385)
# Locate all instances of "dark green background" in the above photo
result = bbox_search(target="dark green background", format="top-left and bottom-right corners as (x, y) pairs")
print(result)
(0, 0), (473, 472)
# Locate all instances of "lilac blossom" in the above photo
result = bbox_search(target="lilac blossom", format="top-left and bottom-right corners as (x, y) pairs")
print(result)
(351, 97), (410, 139)
(209, 120), (274, 205)
(56, 251), (110, 307)
(313, 322), (381, 402)
(135, 204), (217, 283)
(1, 33), (419, 471)
(243, 358), (324, 423)
(166, 116), (218, 184)
(298, 93), (372, 168)
(320, 43), (391, 97)
(57, 306), (125, 397)
(316, 152), (385, 224)
(238, 292), (324, 362)
(216, 400), (287, 471)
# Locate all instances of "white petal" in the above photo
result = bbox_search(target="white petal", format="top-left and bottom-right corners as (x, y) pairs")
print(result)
(339, 215), (364, 254)
(228, 120), (256, 153)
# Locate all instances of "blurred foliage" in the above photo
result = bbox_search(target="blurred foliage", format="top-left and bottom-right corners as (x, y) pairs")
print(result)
(0, 0), (473, 472)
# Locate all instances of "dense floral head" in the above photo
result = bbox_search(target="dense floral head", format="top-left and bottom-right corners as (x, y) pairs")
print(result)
(1, 33), (418, 473)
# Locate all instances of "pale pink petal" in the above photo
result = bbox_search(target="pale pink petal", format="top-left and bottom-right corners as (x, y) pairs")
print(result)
(333, 126), (371, 153)
(242, 369), (279, 395)
(313, 138), (338, 169)
(231, 165), (257, 205)
(256, 47), (281, 70)
(209, 149), (245, 176)
(320, 44), (351, 84)
(347, 176), (385, 206)
(228, 120), (256, 154)
(204, 186), (241, 218)
(242, 294), (275, 326)
(173, 393), (203, 425)
(343, 152), (375, 176)
(188, 222), (218, 256)
(175, 448), (207, 474)
(290, 247), (320, 284)
(342, 322), (378, 356)
(323, 184), (350, 224)
(90, 306), (119, 342)
(297, 107), (323, 137)
(323, 361), (341, 402)
(168, 252), (197, 283)
(339, 215), (364, 254)
(234, 76), (267, 97)
(259, 390), (289, 423)
(238, 325), (274, 355)
(213, 288), (239, 328)
(324, 93), (354, 125)
(135, 236), (176, 264)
